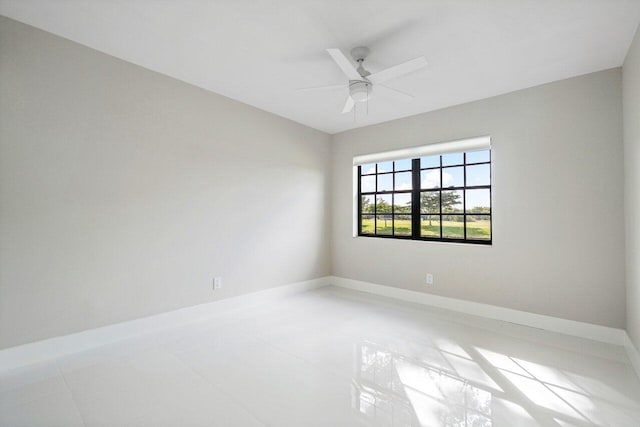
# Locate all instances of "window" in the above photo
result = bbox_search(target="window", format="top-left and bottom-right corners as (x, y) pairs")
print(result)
(356, 139), (491, 245)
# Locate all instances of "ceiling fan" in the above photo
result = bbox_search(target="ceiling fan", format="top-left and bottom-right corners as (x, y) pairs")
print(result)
(300, 46), (428, 114)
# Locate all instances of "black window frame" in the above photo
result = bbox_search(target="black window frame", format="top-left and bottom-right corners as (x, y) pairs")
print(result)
(357, 150), (492, 245)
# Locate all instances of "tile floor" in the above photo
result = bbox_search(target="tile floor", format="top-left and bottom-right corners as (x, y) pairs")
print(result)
(1, 286), (639, 426)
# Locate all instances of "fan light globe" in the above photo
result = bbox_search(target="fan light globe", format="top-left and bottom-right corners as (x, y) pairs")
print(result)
(350, 81), (371, 102)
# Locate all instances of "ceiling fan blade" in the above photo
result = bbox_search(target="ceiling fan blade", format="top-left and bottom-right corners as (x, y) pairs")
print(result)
(296, 84), (345, 92)
(341, 96), (355, 114)
(368, 56), (428, 84)
(326, 48), (362, 80)
(376, 84), (414, 102)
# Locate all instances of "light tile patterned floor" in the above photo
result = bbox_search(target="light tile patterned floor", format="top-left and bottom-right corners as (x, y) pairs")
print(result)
(2, 286), (639, 426)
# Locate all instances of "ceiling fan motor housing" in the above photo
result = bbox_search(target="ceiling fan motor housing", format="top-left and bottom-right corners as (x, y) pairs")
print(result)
(349, 80), (371, 102)
(350, 46), (370, 62)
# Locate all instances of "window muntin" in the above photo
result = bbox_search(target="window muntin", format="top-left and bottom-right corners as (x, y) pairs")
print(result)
(360, 160), (414, 238)
(358, 149), (491, 244)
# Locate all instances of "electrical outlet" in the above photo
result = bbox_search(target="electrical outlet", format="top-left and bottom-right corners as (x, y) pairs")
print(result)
(426, 273), (434, 285)
(213, 277), (222, 290)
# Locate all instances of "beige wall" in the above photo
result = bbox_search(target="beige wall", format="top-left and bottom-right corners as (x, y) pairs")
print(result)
(624, 25), (640, 351)
(331, 68), (626, 328)
(0, 15), (633, 350)
(0, 17), (332, 349)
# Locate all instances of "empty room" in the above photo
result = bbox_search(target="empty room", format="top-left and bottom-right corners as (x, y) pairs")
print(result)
(1, 1), (640, 426)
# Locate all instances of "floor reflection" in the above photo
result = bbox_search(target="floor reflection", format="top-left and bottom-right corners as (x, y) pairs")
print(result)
(353, 341), (492, 426)
(350, 332), (640, 427)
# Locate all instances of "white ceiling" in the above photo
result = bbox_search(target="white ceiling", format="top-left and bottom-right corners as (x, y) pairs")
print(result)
(2, 1), (639, 134)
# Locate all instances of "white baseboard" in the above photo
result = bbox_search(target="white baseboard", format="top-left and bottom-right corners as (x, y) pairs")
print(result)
(0, 276), (330, 372)
(624, 333), (640, 379)
(2, 274), (635, 378)
(329, 276), (627, 346)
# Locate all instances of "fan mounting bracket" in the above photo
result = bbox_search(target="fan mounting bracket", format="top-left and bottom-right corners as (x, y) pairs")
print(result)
(350, 46), (370, 63)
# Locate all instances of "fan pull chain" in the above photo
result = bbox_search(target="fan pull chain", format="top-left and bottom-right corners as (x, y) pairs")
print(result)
(367, 84), (369, 116)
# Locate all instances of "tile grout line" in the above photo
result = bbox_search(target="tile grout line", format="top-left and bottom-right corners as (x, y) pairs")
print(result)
(168, 348), (270, 427)
(163, 321), (353, 426)
(231, 316), (364, 385)
(54, 359), (87, 427)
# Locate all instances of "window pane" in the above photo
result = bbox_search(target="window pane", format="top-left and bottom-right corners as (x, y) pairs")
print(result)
(467, 215), (491, 240)
(442, 190), (463, 213)
(442, 152), (464, 166)
(465, 189), (490, 213)
(421, 215), (441, 237)
(376, 215), (393, 235)
(394, 172), (412, 191)
(466, 150), (490, 164)
(420, 191), (440, 214)
(394, 159), (412, 171)
(421, 169), (440, 189)
(358, 148), (491, 244)
(376, 195), (392, 213)
(442, 215), (464, 238)
(361, 195), (375, 214)
(377, 174), (393, 192)
(361, 175), (375, 193)
(393, 193), (411, 213)
(361, 163), (376, 175)
(421, 155), (440, 169)
(394, 215), (411, 236)
(361, 215), (374, 234)
(378, 161), (393, 173)
(442, 166), (464, 188)
(466, 164), (490, 186)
